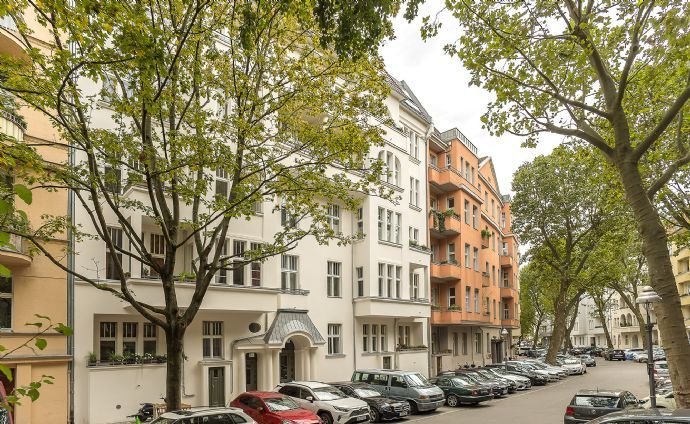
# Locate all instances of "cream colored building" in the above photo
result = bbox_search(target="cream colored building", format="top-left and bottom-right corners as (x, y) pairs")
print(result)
(71, 74), (434, 423)
(1, 14), (70, 424)
(670, 243), (690, 340)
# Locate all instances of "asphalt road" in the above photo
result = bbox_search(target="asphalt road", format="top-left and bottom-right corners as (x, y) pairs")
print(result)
(406, 358), (650, 424)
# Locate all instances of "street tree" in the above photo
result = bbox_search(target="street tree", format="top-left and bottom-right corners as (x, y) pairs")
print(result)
(519, 261), (554, 348)
(419, 0), (690, 405)
(512, 145), (619, 363)
(0, 0), (391, 410)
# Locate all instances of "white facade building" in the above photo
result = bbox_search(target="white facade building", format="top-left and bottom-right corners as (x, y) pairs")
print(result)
(72, 75), (434, 423)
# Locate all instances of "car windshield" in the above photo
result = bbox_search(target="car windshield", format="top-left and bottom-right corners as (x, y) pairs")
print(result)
(655, 363), (668, 370)
(405, 373), (430, 387)
(477, 370), (494, 378)
(520, 364), (536, 370)
(468, 372), (488, 380)
(529, 362), (546, 369)
(580, 355), (591, 359)
(354, 389), (382, 399)
(573, 396), (619, 408)
(565, 359), (580, 364)
(313, 387), (347, 401)
(451, 377), (472, 387)
(265, 397), (299, 411)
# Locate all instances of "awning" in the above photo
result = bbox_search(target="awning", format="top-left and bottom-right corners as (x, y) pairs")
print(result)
(264, 309), (325, 346)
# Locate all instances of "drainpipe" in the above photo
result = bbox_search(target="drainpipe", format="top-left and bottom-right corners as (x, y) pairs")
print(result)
(351, 220), (357, 372)
(229, 313), (268, 394)
(427, 316), (432, 377)
(67, 131), (76, 424)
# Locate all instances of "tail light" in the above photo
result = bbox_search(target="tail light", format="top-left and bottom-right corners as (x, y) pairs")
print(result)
(471, 390), (477, 396)
(565, 406), (574, 416)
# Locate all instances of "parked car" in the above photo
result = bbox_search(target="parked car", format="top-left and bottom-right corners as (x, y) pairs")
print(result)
(428, 376), (494, 407)
(605, 349), (626, 361)
(151, 407), (256, 424)
(640, 392), (677, 410)
(510, 362), (560, 381)
(329, 382), (410, 422)
(563, 390), (640, 424)
(523, 360), (568, 378)
(561, 358), (587, 375)
(474, 368), (524, 391)
(275, 381), (370, 424)
(481, 367), (532, 390)
(624, 348), (645, 360)
(485, 363), (547, 385)
(579, 354), (596, 367)
(585, 408), (690, 423)
(230, 392), (321, 424)
(442, 369), (511, 397)
(351, 369), (445, 413)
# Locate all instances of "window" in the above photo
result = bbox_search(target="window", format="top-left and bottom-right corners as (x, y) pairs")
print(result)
(398, 325), (411, 347)
(363, 324), (369, 352)
(217, 239), (230, 284)
(280, 204), (296, 228)
(410, 272), (420, 300)
(378, 208), (401, 244)
(448, 243), (456, 263)
(431, 286), (439, 305)
(462, 332), (468, 355)
(381, 325), (387, 352)
(680, 258), (690, 274)
(357, 208), (364, 236)
(378, 207), (384, 240)
(395, 213), (401, 244)
(472, 206), (478, 228)
(101, 74), (117, 103)
(281, 255), (298, 290)
(474, 288), (480, 312)
(492, 265), (496, 284)
(473, 247), (479, 271)
(491, 199), (495, 217)
(215, 168), (229, 197)
(0, 277), (11, 329)
(143, 323), (157, 355)
(453, 333), (458, 356)
(378, 151), (401, 186)
(430, 154), (437, 166)
(99, 322), (117, 361)
(327, 204), (341, 233)
(250, 242), (262, 286)
(464, 162), (470, 180)
(386, 210), (393, 241)
(395, 266), (402, 299)
(106, 227), (123, 280)
(503, 303), (510, 320)
(464, 200), (470, 223)
(448, 287), (456, 306)
(372, 324), (378, 352)
(464, 244), (470, 268)
(233, 240), (246, 285)
(410, 132), (419, 159)
(150, 234), (165, 257)
(409, 178), (420, 207)
(378, 263), (385, 296)
(409, 227), (419, 243)
(484, 192), (488, 209)
(356, 267), (364, 297)
(328, 324), (342, 355)
(493, 300), (496, 318)
(447, 197), (455, 210)
(104, 164), (122, 194)
(465, 286), (470, 310)
(122, 322), (138, 355)
(202, 321), (223, 358)
(387, 264), (394, 298)
(474, 333), (482, 353)
(327, 261), (341, 297)
(471, 167), (475, 183)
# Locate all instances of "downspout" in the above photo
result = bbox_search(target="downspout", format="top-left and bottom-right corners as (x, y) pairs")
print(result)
(229, 313), (268, 394)
(67, 130), (75, 424)
(427, 317), (432, 377)
(351, 215), (357, 371)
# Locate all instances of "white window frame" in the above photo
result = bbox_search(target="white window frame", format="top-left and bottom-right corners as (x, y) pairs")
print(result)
(250, 242), (262, 286)
(363, 324), (369, 352)
(395, 266), (402, 299)
(356, 266), (364, 297)
(202, 321), (224, 359)
(122, 322), (138, 355)
(328, 324), (342, 355)
(143, 322), (157, 355)
(327, 204), (341, 233)
(327, 261), (341, 297)
(215, 168), (229, 197)
(448, 287), (456, 306)
(281, 254), (298, 290)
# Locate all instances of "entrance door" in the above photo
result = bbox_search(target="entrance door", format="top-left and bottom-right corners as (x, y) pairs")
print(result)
(208, 367), (225, 407)
(246, 353), (258, 391)
(436, 356), (442, 374)
(280, 340), (296, 383)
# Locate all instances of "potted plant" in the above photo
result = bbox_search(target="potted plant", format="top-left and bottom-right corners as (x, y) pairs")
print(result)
(87, 352), (97, 366)
(431, 304), (441, 311)
(123, 352), (136, 365)
(155, 354), (167, 364)
(142, 353), (154, 364)
(109, 352), (124, 365)
(481, 229), (492, 239)
(448, 304), (461, 311)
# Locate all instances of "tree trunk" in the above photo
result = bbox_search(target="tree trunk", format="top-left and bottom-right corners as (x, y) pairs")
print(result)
(617, 159), (690, 408)
(564, 301), (580, 350)
(533, 313), (544, 348)
(595, 304), (614, 348)
(546, 289), (569, 364)
(165, 323), (186, 411)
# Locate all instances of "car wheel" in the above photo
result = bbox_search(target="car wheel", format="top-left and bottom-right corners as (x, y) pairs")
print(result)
(407, 400), (418, 414)
(447, 395), (459, 407)
(369, 407), (380, 422)
(319, 412), (333, 424)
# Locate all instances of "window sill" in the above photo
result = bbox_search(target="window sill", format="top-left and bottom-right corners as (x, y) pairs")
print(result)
(408, 156), (421, 165)
(327, 296), (343, 299)
(378, 240), (402, 248)
(325, 354), (346, 359)
(408, 204), (422, 212)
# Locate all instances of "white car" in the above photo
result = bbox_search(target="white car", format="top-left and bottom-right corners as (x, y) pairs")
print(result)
(641, 391), (676, 409)
(561, 359), (586, 375)
(275, 381), (370, 424)
(484, 367), (532, 390)
(151, 407), (256, 424)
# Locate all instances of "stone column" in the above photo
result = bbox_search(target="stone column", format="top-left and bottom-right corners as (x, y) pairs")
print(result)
(236, 351), (246, 394)
(264, 350), (273, 390)
(272, 350), (280, 384)
(309, 348), (318, 381)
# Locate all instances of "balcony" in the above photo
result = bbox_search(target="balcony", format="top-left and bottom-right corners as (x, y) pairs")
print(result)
(0, 234), (32, 267)
(501, 318), (520, 329)
(354, 297), (430, 318)
(482, 272), (490, 287)
(0, 110), (25, 141)
(676, 271), (690, 284)
(500, 286), (518, 299)
(431, 307), (463, 325)
(481, 236), (489, 249)
(681, 293), (690, 307)
(500, 254), (514, 268)
(428, 165), (462, 193)
(431, 262), (462, 282)
(429, 211), (462, 239)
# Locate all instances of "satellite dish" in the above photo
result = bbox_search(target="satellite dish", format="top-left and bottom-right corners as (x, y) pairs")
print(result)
(248, 322), (261, 333)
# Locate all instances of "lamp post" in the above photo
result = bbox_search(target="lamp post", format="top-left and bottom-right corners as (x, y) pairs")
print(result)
(501, 328), (509, 373)
(636, 286), (661, 409)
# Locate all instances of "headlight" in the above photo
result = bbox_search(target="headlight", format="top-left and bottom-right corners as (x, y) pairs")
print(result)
(333, 406), (350, 413)
(419, 395), (429, 400)
(381, 404), (392, 412)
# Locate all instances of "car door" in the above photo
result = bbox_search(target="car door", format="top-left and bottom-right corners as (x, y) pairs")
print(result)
(298, 388), (318, 413)
(622, 392), (639, 410)
(278, 385), (306, 409)
(242, 396), (266, 424)
(433, 378), (450, 396)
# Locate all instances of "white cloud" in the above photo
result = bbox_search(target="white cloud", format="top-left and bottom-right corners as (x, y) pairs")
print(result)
(380, 0), (562, 195)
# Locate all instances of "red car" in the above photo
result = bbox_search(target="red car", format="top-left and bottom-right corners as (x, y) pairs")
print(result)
(230, 391), (322, 424)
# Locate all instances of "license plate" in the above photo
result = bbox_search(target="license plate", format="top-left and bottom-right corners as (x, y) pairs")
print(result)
(399, 412), (408, 417)
(357, 416), (368, 422)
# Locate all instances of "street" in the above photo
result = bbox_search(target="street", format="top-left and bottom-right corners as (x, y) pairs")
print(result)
(407, 359), (650, 424)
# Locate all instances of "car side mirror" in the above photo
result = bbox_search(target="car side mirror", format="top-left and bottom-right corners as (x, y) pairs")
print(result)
(306, 396), (314, 402)
(257, 406), (265, 413)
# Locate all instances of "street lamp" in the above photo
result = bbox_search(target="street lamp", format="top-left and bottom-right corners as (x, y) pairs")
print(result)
(501, 328), (509, 373)
(636, 285), (662, 408)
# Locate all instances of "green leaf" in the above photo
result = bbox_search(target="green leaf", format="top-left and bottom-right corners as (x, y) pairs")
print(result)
(34, 314), (50, 321)
(55, 323), (73, 336)
(0, 199), (11, 215)
(0, 364), (13, 381)
(13, 184), (32, 205)
(35, 338), (47, 350)
(0, 264), (10, 278)
(0, 232), (9, 244)
(26, 322), (43, 328)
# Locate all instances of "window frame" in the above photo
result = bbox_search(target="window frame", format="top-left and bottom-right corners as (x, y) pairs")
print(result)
(327, 324), (342, 355)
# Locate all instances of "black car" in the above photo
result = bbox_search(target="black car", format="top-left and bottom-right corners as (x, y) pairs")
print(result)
(485, 363), (548, 386)
(442, 370), (510, 397)
(586, 408), (690, 423)
(605, 349), (626, 361)
(330, 382), (410, 422)
(564, 390), (640, 424)
(428, 376), (494, 406)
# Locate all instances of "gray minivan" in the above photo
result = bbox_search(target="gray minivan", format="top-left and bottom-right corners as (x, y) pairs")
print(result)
(351, 369), (445, 413)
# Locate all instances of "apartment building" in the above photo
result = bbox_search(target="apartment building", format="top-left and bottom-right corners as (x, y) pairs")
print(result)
(0, 15), (70, 424)
(70, 74), (433, 423)
(670, 243), (690, 340)
(427, 129), (520, 374)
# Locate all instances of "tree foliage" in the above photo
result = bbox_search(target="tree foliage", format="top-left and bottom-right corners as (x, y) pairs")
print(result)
(0, 0), (392, 410)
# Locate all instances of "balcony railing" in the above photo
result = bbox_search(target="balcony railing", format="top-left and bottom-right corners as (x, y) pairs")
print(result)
(0, 110), (25, 141)
(0, 15), (18, 31)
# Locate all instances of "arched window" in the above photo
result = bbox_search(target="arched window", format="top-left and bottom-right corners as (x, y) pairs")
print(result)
(377, 150), (400, 186)
(620, 314), (627, 327)
(627, 313), (633, 326)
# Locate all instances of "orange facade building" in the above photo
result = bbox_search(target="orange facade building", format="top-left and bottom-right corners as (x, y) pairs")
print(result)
(427, 128), (520, 375)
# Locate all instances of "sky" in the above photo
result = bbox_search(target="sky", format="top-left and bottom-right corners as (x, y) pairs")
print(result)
(379, 0), (562, 195)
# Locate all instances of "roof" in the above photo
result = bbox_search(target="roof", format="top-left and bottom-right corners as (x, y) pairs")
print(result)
(159, 407), (245, 419)
(384, 71), (432, 124)
(587, 408), (690, 423)
(574, 389), (625, 396)
(264, 310), (325, 346)
(283, 381), (332, 389)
